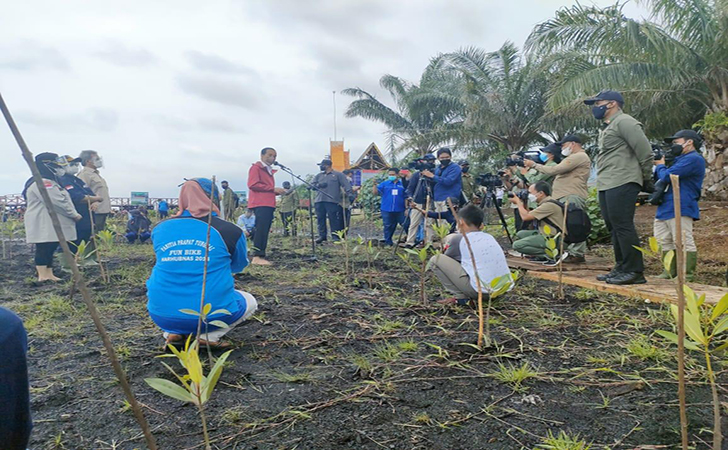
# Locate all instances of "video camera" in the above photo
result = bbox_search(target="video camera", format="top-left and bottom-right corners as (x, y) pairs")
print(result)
(408, 158), (436, 172)
(476, 173), (503, 188)
(505, 150), (542, 168)
(507, 189), (529, 202)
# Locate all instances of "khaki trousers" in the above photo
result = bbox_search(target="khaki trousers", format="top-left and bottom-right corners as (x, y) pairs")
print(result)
(654, 217), (696, 252)
(427, 254), (478, 300)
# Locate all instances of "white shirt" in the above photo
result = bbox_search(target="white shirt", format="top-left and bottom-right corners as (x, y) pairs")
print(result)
(459, 231), (510, 293)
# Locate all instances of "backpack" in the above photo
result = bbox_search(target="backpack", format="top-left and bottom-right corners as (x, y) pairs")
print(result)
(545, 200), (592, 244)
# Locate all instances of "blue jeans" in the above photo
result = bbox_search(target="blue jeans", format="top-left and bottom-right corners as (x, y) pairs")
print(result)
(382, 211), (405, 245)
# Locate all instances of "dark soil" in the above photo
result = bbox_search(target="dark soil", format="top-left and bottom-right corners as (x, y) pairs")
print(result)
(1, 225), (727, 449)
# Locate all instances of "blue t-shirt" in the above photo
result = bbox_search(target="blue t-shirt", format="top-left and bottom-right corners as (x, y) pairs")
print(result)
(146, 211), (249, 334)
(377, 179), (406, 212)
(158, 200), (169, 212)
(655, 151), (705, 220)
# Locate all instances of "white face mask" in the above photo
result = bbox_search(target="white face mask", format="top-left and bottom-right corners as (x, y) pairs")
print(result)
(66, 164), (80, 176)
(93, 157), (104, 168)
(528, 193), (538, 203)
(561, 145), (572, 157)
(53, 167), (66, 177)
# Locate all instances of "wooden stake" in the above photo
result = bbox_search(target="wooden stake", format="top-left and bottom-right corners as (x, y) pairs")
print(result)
(0, 92), (158, 450)
(670, 174), (689, 450)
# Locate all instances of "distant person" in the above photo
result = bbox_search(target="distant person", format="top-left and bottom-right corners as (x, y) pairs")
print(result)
(237, 209), (256, 240)
(125, 207), (152, 243)
(524, 135), (592, 263)
(458, 160), (481, 205)
(77, 150), (111, 230)
(584, 90), (653, 285)
(427, 205), (510, 305)
(0, 307), (32, 450)
(221, 180), (239, 222)
(523, 144), (559, 188)
(278, 181), (299, 237)
(247, 147), (285, 265)
(312, 159), (353, 243)
(58, 155), (102, 255)
(403, 154), (437, 249)
(146, 179), (257, 348)
(22, 153), (82, 282)
(157, 199), (169, 219)
(374, 168), (407, 246)
(654, 130), (706, 281)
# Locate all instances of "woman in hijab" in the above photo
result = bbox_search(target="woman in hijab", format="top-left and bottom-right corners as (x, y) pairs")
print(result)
(23, 153), (82, 282)
(146, 178), (256, 348)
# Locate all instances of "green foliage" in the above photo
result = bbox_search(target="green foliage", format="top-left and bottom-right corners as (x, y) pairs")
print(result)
(537, 430), (591, 450)
(695, 111), (728, 136)
(357, 174), (386, 217)
(490, 361), (539, 391)
(585, 188), (608, 245)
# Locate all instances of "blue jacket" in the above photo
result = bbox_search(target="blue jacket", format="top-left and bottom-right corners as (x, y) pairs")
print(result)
(0, 307), (32, 450)
(377, 179), (406, 212)
(406, 172), (428, 204)
(655, 150), (705, 220)
(59, 174), (95, 234)
(432, 163), (462, 202)
(146, 211), (249, 334)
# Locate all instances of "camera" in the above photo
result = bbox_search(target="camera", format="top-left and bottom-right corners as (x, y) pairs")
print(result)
(507, 189), (529, 202)
(476, 173), (503, 188)
(504, 150), (542, 167)
(408, 158), (436, 172)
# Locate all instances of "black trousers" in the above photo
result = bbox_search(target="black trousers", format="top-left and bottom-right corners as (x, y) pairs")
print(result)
(252, 206), (274, 257)
(280, 211), (296, 236)
(598, 182), (644, 273)
(93, 213), (108, 231)
(35, 242), (59, 267)
(315, 201), (344, 241)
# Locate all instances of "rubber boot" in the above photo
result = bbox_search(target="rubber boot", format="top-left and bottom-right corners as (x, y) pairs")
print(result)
(685, 251), (698, 282)
(656, 251), (676, 279)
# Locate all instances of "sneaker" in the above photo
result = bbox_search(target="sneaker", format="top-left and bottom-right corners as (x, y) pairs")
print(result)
(606, 272), (647, 285)
(564, 255), (586, 264)
(315, 238), (326, 244)
(597, 270), (620, 282)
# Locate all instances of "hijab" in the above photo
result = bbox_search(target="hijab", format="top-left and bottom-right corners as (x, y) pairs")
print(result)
(176, 179), (220, 218)
(22, 152), (61, 200)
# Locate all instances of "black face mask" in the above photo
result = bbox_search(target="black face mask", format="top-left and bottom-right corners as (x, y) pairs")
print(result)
(461, 166), (469, 173)
(320, 166), (328, 172)
(439, 159), (451, 167)
(669, 143), (684, 158)
(592, 104), (608, 120)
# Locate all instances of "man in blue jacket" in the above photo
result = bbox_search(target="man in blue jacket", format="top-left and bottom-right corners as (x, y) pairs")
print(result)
(654, 129), (706, 281)
(421, 147), (462, 237)
(375, 168), (407, 246)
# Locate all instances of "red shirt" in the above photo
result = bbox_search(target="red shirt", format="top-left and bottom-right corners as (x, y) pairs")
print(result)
(247, 161), (276, 208)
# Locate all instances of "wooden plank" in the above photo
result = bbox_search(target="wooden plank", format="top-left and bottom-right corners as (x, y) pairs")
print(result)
(527, 269), (727, 305)
(506, 255), (613, 273)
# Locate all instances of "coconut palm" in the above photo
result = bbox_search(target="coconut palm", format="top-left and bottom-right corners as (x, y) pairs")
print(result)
(526, 0), (728, 198)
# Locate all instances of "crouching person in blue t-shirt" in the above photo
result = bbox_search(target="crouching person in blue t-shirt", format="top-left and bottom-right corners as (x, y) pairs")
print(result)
(146, 179), (257, 349)
(374, 168), (407, 246)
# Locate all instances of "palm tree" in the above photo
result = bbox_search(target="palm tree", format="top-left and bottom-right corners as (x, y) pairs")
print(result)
(526, 0), (728, 199)
(342, 69), (464, 157)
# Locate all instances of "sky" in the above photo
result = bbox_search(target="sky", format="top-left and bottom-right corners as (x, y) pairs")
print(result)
(0, 0), (648, 198)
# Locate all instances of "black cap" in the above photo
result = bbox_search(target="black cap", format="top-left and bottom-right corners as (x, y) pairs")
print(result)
(317, 159), (333, 166)
(457, 159), (470, 166)
(665, 130), (702, 145)
(36, 152), (60, 164)
(422, 154), (436, 161)
(584, 90), (624, 105)
(555, 135), (582, 145)
(539, 143), (562, 155)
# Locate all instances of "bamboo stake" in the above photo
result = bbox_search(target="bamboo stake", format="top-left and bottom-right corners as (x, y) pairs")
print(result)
(0, 92), (158, 450)
(557, 201), (569, 300)
(670, 174), (689, 450)
(446, 199), (487, 349)
(196, 176), (217, 367)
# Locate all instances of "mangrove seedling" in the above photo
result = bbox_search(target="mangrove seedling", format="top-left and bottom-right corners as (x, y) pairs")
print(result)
(399, 245), (433, 305)
(353, 235), (380, 289)
(333, 228), (351, 278)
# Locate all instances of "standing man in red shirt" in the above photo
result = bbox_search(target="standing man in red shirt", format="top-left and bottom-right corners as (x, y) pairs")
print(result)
(247, 147), (285, 265)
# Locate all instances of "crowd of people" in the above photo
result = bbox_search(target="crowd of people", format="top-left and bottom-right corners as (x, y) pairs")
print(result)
(5, 88), (709, 449)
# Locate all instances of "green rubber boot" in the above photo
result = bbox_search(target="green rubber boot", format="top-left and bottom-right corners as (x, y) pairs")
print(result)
(685, 251), (698, 282)
(656, 251), (676, 279)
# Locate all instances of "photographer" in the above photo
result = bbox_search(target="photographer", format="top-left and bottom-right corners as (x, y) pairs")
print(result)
(524, 135), (591, 263)
(523, 144), (559, 188)
(509, 181), (564, 260)
(584, 90), (652, 285)
(458, 160), (482, 205)
(653, 130), (706, 281)
(374, 168), (407, 246)
(312, 159), (353, 243)
(421, 147), (462, 217)
(403, 154), (437, 249)
(427, 205), (510, 305)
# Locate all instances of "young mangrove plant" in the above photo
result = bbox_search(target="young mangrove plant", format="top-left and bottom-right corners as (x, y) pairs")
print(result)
(656, 289), (728, 450)
(353, 235), (380, 289)
(399, 245), (433, 305)
(333, 228), (351, 278)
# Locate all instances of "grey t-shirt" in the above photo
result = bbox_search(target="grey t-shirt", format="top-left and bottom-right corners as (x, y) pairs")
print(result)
(312, 170), (353, 204)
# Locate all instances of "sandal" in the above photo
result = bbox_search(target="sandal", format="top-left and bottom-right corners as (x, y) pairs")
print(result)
(437, 297), (470, 306)
(197, 338), (234, 350)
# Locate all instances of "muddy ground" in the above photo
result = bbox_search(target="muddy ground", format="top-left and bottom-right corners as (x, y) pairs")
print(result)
(1, 207), (727, 450)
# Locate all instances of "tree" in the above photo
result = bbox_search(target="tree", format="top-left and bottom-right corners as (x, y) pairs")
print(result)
(526, 0), (728, 198)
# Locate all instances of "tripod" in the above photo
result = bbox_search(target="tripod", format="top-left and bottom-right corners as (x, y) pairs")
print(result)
(393, 174), (433, 254)
(274, 164), (334, 261)
(479, 189), (513, 244)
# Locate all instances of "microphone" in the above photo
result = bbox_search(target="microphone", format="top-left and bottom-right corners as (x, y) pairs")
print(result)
(273, 161), (288, 170)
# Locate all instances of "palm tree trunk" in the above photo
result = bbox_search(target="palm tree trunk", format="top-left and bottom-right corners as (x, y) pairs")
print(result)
(702, 124), (728, 200)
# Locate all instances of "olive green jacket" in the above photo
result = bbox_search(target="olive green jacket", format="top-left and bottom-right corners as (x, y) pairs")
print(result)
(596, 111), (653, 191)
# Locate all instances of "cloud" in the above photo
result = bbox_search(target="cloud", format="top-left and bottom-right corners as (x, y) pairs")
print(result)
(16, 108), (119, 132)
(150, 114), (245, 134)
(0, 40), (70, 71)
(93, 41), (158, 67)
(176, 74), (262, 109)
(185, 50), (259, 77)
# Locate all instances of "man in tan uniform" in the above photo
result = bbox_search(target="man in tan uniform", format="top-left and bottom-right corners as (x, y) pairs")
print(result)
(77, 150), (111, 230)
